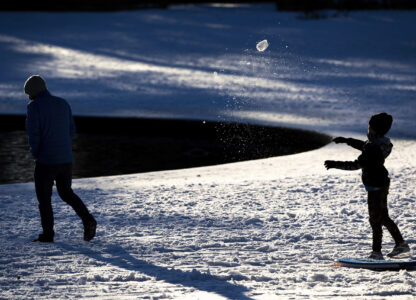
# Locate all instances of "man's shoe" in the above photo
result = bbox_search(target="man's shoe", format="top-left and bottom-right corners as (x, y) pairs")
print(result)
(368, 251), (384, 260)
(32, 233), (54, 243)
(387, 242), (410, 258)
(84, 217), (97, 241)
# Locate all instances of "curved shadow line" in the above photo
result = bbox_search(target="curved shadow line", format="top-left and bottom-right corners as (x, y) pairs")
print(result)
(56, 242), (254, 300)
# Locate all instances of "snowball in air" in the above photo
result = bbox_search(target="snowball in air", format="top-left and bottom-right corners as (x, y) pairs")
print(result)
(256, 40), (269, 52)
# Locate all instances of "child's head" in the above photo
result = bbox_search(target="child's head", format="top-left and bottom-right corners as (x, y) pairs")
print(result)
(369, 113), (393, 136)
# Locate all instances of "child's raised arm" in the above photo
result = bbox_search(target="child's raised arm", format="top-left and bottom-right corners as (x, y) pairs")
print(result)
(333, 137), (365, 151)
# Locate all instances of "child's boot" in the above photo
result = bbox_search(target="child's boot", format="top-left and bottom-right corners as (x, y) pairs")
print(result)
(387, 242), (410, 258)
(369, 251), (384, 260)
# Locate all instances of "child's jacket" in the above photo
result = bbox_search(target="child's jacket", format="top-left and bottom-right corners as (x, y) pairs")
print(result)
(335, 135), (392, 188)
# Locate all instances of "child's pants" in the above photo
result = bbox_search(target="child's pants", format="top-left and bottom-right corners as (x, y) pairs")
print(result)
(367, 186), (404, 252)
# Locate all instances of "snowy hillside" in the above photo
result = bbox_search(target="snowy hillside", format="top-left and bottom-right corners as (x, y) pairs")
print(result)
(0, 4), (415, 136)
(1, 4), (416, 299)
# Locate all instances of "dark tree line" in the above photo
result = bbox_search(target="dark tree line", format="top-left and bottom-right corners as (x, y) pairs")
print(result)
(1, 0), (414, 11)
(276, 0), (416, 11)
(0, 0), (169, 11)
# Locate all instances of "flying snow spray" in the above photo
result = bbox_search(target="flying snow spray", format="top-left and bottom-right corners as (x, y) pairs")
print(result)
(256, 40), (269, 52)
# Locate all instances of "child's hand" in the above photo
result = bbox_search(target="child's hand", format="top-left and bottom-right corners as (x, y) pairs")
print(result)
(324, 160), (337, 169)
(333, 137), (346, 144)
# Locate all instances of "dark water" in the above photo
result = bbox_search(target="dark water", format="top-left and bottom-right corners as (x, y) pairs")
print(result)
(0, 115), (331, 184)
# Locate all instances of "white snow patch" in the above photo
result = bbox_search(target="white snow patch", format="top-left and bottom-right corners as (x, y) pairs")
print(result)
(0, 5), (415, 300)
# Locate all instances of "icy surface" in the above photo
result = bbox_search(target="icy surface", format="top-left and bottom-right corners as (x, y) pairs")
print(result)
(0, 4), (416, 299)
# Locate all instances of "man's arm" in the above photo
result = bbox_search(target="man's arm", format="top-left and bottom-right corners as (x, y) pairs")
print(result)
(26, 102), (41, 159)
(69, 106), (76, 139)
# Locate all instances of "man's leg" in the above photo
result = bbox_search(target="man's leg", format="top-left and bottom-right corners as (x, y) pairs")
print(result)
(55, 164), (96, 241)
(34, 163), (55, 241)
(55, 164), (91, 221)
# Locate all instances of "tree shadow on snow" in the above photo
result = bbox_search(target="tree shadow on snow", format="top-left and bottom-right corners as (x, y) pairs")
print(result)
(56, 242), (253, 300)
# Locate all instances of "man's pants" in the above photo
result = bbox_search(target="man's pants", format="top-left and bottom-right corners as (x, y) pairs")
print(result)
(367, 187), (404, 252)
(35, 162), (91, 236)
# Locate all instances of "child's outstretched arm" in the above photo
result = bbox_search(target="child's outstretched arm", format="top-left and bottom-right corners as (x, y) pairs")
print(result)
(333, 137), (365, 151)
(324, 160), (361, 171)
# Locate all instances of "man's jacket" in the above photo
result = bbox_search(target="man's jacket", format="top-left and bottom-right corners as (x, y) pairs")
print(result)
(26, 90), (75, 164)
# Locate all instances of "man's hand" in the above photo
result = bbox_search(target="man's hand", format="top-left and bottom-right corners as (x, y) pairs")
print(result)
(324, 160), (338, 170)
(332, 137), (347, 144)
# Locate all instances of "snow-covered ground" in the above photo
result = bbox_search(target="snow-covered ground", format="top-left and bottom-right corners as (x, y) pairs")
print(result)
(1, 4), (416, 299)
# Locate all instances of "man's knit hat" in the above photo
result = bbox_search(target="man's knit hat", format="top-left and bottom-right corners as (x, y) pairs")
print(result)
(369, 112), (393, 136)
(24, 75), (47, 98)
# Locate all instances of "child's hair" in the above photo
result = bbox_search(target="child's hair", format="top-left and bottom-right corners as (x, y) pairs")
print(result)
(369, 113), (393, 136)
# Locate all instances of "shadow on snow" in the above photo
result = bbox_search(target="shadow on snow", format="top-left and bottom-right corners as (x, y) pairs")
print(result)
(56, 242), (254, 300)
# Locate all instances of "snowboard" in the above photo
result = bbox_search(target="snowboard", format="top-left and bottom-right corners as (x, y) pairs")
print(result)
(335, 257), (416, 270)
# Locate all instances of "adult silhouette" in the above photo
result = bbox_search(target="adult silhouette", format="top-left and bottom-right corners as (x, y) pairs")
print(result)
(25, 75), (96, 243)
